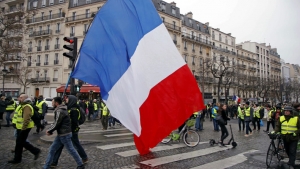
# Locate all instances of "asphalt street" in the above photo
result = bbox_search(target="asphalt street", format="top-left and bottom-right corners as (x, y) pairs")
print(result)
(0, 113), (299, 169)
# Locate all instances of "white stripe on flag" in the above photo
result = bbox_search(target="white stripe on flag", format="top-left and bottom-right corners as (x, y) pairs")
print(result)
(115, 164), (140, 169)
(96, 142), (135, 150)
(190, 150), (259, 169)
(81, 128), (128, 134)
(116, 142), (207, 157)
(140, 146), (229, 167)
(104, 133), (133, 137)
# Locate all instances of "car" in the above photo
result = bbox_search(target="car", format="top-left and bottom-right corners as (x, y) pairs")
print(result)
(44, 98), (54, 110)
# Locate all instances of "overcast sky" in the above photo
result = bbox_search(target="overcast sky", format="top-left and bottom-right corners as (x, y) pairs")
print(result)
(164, 0), (300, 65)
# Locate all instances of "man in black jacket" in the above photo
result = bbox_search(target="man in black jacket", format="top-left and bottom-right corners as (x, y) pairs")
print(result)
(51, 95), (88, 167)
(43, 97), (84, 169)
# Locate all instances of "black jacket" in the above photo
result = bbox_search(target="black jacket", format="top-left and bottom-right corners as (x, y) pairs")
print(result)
(47, 104), (71, 135)
(220, 109), (230, 125)
(0, 99), (6, 112)
(5, 96), (15, 111)
(67, 95), (80, 133)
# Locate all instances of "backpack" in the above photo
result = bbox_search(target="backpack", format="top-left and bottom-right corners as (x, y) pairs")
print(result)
(259, 108), (264, 119)
(31, 104), (42, 126)
(70, 107), (86, 125)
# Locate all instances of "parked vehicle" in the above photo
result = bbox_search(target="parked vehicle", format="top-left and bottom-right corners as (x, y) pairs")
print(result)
(44, 98), (54, 110)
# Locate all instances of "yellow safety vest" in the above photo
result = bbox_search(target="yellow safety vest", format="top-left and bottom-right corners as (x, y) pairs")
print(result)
(268, 110), (274, 119)
(94, 103), (98, 111)
(16, 104), (35, 129)
(102, 106), (109, 116)
(245, 107), (250, 117)
(238, 107), (244, 120)
(12, 105), (22, 124)
(193, 111), (198, 117)
(36, 100), (46, 114)
(6, 100), (16, 111)
(212, 108), (217, 118)
(280, 116), (298, 134)
(254, 107), (260, 118)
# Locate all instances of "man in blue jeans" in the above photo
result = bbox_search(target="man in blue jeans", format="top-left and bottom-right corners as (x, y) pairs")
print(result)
(51, 95), (88, 167)
(43, 97), (84, 169)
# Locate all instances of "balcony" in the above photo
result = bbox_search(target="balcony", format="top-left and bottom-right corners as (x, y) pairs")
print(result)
(249, 67), (256, 72)
(212, 46), (231, 54)
(3, 56), (22, 63)
(181, 33), (213, 47)
(29, 30), (52, 38)
(54, 60), (59, 65)
(66, 13), (94, 22)
(44, 62), (48, 65)
(37, 46), (42, 51)
(163, 22), (181, 32)
(30, 77), (50, 83)
(54, 44), (60, 49)
(28, 48), (32, 52)
(36, 62), (41, 66)
(4, 7), (24, 15)
(45, 45), (50, 50)
(53, 78), (58, 82)
(27, 62), (31, 66)
(238, 64), (246, 69)
(26, 13), (65, 24)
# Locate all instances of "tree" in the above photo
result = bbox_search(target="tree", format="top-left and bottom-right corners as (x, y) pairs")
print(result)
(195, 57), (212, 101)
(13, 66), (32, 92)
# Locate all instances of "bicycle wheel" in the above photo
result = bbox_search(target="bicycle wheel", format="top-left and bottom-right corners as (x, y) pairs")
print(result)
(161, 131), (174, 144)
(266, 143), (276, 167)
(183, 130), (200, 147)
(277, 139), (285, 161)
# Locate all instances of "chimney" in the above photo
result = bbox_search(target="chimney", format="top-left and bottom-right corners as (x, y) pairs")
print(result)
(170, 1), (176, 6)
(185, 12), (193, 19)
(228, 33), (231, 36)
(216, 28), (220, 31)
(205, 22), (209, 26)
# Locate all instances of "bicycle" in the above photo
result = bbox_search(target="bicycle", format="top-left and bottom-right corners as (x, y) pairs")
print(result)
(161, 119), (200, 147)
(266, 132), (285, 168)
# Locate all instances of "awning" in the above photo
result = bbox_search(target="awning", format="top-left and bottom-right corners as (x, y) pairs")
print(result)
(56, 85), (100, 93)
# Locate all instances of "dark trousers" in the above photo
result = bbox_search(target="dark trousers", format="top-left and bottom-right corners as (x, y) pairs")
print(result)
(219, 124), (228, 143)
(245, 121), (252, 135)
(283, 139), (298, 166)
(101, 115), (109, 129)
(14, 129), (40, 161)
(6, 111), (13, 126)
(88, 110), (93, 120)
(238, 117), (245, 131)
(52, 132), (88, 165)
(266, 120), (275, 131)
(253, 117), (260, 130)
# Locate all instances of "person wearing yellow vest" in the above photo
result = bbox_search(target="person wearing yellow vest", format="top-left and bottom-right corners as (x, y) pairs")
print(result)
(211, 103), (220, 132)
(237, 104), (245, 132)
(101, 103), (110, 130)
(4, 96), (16, 127)
(252, 104), (261, 131)
(274, 106), (300, 168)
(264, 104), (275, 132)
(93, 99), (99, 120)
(36, 95), (48, 128)
(244, 101), (254, 137)
(8, 94), (41, 164)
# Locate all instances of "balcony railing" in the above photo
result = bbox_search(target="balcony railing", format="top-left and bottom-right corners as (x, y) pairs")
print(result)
(53, 78), (58, 82)
(29, 30), (52, 37)
(37, 46), (42, 51)
(28, 48), (32, 52)
(54, 60), (59, 65)
(55, 30), (60, 33)
(26, 13), (65, 24)
(66, 13), (94, 22)
(212, 46), (231, 54)
(163, 22), (181, 32)
(181, 33), (213, 47)
(36, 62), (41, 66)
(237, 64), (246, 69)
(30, 77), (50, 83)
(45, 45), (49, 50)
(44, 62), (49, 65)
(54, 44), (60, 49)
(27, 62), (31, 66)
(4, 7), (24, 14)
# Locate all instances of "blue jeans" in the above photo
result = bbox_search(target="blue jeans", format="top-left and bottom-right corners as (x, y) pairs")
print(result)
(43, 133), (83, 169)
(6, 111), (13, 126)
(109, 116), (115, 127)
(245, 121), (252, 135)
(213, 118), (219, 131)
(93, 111), (98, 119)
(52, 132), (87, 165)
(195, 116), (201, 130)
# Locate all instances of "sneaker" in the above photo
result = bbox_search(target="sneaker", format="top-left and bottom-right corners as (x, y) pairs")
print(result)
(34, 150), (41, 160)
(82, 159), (88, 164)
(77, 165), (85, 169)
(245, 134), (249, 137)
(50, 164), (57, 168)
(8, 159), (21, 164)
(249, 132), (253, 135)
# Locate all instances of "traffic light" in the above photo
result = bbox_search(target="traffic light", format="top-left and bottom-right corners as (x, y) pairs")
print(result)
(73, 85), (81, 93)
(63, 37), (77, 61)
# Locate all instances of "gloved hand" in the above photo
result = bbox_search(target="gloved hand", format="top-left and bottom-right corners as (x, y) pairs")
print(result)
(293, 133), (297, 137)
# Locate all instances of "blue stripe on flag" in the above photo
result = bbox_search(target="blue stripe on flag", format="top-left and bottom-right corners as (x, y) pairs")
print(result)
(71, 0), (162, 100)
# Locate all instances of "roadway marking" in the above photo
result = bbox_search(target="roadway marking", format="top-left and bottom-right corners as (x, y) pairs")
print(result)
(104, 133), (133, 137)
(139, 146), (229, 167)
(97, 142), (135, 150)
(116, 142), (207, 157)
(190, 149), (259, 169)
(115, 164), (140, 169)
(80, 128), (129, 134)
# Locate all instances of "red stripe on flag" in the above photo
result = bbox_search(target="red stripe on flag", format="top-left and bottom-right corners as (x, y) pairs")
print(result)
(134, 65), (205, 155)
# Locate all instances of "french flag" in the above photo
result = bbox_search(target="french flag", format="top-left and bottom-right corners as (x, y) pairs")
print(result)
(71, 0), (204, 154)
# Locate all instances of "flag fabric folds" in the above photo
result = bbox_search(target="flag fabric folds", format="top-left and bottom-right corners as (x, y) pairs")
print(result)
(71, 0), (204, 154)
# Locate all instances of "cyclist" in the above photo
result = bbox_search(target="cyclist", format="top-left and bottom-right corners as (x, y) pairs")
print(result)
(274, 106), (300, 168)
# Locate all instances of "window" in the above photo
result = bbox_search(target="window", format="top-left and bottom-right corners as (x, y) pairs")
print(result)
(184, 41), (187, 49)
(36, 71), (39, 78)
(71, 26), (75, 34)
(49, 0), (54, 5)
(200, 46), (202, 53)
(42, 0), (46, 7)
(55, 53), (58, 60)
(37, 55), (41, 63)
(54, 70), (58, 78)
(46, 39), (49, 46)
(33, 1), (37, 8)
(192, 56), (195, 63)
(199, 34), (201, 40)
(86, 9), (90, 18)
(219, 34), (221, 41)
(192, 43), (195, 50)
(84, 24), (88, 34)
(56, 23), (60, 32)
(45, 54), (48, 62)
(59, 0), (64, 3)
(72, 12), (76, 20)
(38, 40), (41, 47)
(47, 25), (50, 33)
(173, 34), (176, 41)
(184, 55), (187, 62)
(173, 21), (175, 29)
(171, 8), (176, 15)
(200, 58), (203, 65)
(41, 12), (44, 20)
(28, 56), (32, 62)
(189, 19), (192, 25)
(212, 31), (215, 40)
(56, 38), (59, 45)
(49, 10), (52, 19)
(86, 0), (91, 3)
(39, 26), (42, 33)
(73, 0), (78, 6)
(161, 3), (166, 11)
(29, 42), (32, 48)
(59, 8), (62, 16)
(44, 70), (47, 78)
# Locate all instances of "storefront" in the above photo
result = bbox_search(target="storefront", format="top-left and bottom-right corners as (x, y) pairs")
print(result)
(56, 85), (101, 100)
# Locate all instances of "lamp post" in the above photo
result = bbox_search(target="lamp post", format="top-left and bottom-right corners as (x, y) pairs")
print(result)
(2, 68), (9, 96)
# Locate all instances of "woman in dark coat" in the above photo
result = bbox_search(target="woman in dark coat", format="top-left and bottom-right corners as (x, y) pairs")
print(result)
(217, 104), (230, 146)
(0, 96), (7, 129)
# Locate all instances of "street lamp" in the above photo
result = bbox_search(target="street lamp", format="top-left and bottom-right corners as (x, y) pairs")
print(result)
(2, 68), (9, 96)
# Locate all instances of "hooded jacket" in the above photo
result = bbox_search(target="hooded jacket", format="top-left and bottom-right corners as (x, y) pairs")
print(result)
(5, 96), (15, 111)
(47, 104), (71, 135)
(67, 95), (80, 132)
(20, 98), (33, 130)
